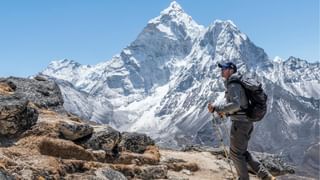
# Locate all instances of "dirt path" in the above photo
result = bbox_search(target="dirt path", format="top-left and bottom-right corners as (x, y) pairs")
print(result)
(160, 149), (259, 180)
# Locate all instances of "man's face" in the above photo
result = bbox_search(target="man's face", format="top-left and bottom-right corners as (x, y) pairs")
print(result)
(221, 68), (232, 79)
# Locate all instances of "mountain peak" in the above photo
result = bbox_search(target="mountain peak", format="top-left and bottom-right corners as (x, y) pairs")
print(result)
(284, 56), (311, 68)
(149, 1), (187, 24)
(210, 19), (242, 36)
(213, 19), (237, 28)
(286, 56), (309, 64)
(273, 56), (283, 63)
(48, 59), (81, 68)
(148, 1), (203, 38)
(205, 19), (249, 46)
(161, 1), (183, 15)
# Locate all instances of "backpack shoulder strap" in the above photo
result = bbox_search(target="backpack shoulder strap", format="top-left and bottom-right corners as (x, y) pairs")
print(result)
(227, 75), (243, 86)
(227, 79), (241, 85)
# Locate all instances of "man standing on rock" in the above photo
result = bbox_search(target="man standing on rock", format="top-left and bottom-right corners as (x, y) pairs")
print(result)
(207, 62), (275, 180)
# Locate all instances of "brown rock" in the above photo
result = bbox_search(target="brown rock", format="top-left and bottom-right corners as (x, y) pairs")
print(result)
(114, 145), (160, 165)
(138, 165), (168, 179)
(109, 164), (139, 178)
(110, 164), (167, 179)
(89, 149), (107, 163)
(161, 156), (199, 172)
(22, 121), (60, 138)
(38, 137), (95, 161)
(165, 162), (199, 172)
(0, 82), (14, 95)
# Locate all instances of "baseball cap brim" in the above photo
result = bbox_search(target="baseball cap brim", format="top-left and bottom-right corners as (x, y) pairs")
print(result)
(218, 63), (229, 69)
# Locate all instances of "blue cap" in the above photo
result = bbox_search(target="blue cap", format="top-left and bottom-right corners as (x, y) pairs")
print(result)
(218, 62), (237, 72)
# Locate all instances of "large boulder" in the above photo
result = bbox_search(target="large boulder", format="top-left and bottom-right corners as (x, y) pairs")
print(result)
(58, 121), (93, 141)
(82, 125), (121, 156)
(119, 132), (155, 153)
(0, 77), (64, 112)
(0, 95), (38, 135)
(0, 76), (66, 136)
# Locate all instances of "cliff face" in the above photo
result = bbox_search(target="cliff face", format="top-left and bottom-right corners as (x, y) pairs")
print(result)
(0, 76), (296, 179)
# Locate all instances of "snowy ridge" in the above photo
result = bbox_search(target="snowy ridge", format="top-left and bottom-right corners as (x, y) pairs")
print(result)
(40, 1), (319, 176)
(262, 56), (320, 98)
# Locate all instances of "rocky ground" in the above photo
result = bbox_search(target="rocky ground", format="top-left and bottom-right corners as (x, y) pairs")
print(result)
(0, 76), (305, 179)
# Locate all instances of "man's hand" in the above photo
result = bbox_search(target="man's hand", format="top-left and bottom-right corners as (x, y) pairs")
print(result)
(208, 103), (215, 113)
(217, 112), (225, 118)
(208, 103), (226, 117)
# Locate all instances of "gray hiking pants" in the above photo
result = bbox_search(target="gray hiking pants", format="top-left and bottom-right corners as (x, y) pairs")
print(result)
(230, 121), (271, 180)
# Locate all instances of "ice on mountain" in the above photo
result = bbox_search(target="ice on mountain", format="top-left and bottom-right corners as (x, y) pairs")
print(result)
(40, 1), (319, 176)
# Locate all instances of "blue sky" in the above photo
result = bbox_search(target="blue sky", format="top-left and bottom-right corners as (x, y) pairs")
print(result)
(0, 0), (319, 77)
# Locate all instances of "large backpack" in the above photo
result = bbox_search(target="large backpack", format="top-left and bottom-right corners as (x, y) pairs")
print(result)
(228, 76), (268, 122)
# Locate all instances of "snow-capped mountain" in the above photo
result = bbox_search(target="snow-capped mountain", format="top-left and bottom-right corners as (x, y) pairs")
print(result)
(40, 1), (319, 176)
(263, 56), (320, 98)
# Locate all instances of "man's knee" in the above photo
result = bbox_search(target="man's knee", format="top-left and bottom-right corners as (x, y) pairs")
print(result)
(230, 147), (246, 161)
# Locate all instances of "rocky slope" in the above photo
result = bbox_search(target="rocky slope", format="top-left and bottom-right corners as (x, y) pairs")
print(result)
(0, 77), (298, 179)
(39, 2), (319, 178)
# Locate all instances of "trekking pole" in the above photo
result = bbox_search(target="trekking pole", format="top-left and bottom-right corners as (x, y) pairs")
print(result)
(211, 113), (236, 180)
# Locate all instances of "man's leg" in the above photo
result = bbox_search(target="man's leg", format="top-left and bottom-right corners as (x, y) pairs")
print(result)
(245, 151), (273, 179)
(243, 123), (274, 179)
(229, 121), (253, 180)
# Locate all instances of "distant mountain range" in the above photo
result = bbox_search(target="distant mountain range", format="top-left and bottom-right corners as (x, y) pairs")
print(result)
(40, 1), (319, 177)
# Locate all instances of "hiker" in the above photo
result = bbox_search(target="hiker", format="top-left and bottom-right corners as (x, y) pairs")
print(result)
(207, 62), (275, 180)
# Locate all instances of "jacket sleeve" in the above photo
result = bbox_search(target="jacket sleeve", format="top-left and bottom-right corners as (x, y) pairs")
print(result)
(215, 83), (242, 113)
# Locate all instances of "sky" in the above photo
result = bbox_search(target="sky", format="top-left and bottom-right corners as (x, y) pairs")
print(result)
(0, 0), (319, 77)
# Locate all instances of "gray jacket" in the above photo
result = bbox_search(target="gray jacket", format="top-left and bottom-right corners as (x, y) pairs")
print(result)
(215, 72), (249, 121)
